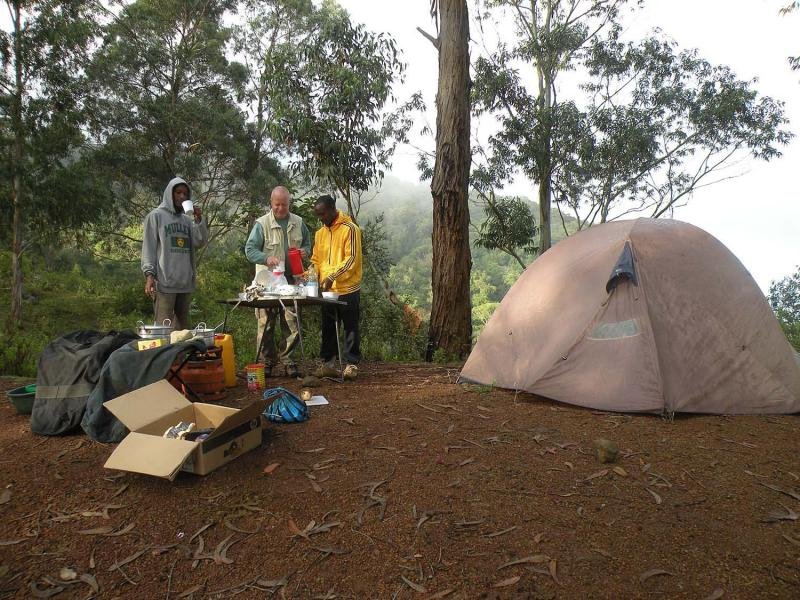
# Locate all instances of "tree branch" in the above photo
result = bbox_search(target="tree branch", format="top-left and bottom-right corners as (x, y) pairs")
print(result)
(416, 26), (439, 50)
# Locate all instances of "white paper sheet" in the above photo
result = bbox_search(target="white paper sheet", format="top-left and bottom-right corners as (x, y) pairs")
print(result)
(305, 395), (329, 406)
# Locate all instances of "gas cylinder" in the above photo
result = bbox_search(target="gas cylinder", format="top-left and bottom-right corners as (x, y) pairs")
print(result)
(176, 346), (226, 402)
(214, 333), (236, 388)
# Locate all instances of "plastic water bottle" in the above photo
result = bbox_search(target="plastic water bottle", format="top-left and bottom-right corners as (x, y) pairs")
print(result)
(307, 267), (318, 297)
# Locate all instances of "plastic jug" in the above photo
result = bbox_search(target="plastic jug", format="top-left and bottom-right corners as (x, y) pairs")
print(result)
(306, 266), (319, 297)
(287, 247), (304, 277)
(214, 333), (236, 388)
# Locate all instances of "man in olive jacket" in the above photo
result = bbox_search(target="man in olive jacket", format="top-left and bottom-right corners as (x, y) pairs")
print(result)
(245, 186), (311, 377)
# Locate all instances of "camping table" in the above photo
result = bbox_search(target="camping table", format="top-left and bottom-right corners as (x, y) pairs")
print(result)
(218, 296), (347, 380)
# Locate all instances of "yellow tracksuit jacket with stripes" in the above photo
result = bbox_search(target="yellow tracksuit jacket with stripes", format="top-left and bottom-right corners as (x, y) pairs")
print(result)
(310, 211), (363, 294)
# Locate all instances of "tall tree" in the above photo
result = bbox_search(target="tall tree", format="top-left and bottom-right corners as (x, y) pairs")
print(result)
(263, 0), (407, 214)
(557, 31), (790, 228)
(473, 1), (789, 259)
(233, 0), (317, 200)
(427, 0), (472, 359)
(473, 0), (627, 255)
(0, 0), (106, 328)
(88, 0), (255, 249)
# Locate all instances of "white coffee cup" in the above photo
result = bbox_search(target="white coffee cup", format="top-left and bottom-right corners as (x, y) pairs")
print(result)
(182, 200), (194, 216)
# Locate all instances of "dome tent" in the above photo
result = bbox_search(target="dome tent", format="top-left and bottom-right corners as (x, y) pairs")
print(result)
(460, 219), (800, 414)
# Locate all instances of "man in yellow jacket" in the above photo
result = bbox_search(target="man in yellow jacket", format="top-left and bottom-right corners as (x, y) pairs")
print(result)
(310, 194), (363, 380)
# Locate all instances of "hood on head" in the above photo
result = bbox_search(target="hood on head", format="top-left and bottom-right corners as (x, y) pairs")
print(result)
(160, 177), (190, 213)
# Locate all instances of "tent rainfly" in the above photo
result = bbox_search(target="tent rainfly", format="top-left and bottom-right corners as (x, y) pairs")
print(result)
(460, 218), (800, 414)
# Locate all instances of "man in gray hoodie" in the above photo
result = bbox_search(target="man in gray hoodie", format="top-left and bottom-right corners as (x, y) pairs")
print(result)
(141, 177), (209, 330)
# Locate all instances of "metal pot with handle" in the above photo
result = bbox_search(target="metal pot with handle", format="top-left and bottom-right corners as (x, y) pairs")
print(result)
(193, 322), (216, 349)
(137, 319), (172, 343)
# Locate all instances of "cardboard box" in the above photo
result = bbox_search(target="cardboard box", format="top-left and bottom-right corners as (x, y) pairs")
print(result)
(103, 380), (267, 480)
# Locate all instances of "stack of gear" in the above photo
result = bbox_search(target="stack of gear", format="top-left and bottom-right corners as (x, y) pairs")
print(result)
(82, 338), (207, 443)
(32, 330), (140, 436)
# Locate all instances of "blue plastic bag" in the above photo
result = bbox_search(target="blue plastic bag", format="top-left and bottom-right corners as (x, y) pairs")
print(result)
(263, 387), (309, 423)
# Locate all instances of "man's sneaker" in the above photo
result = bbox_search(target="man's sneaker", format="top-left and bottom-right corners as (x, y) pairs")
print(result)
(313, 361), (338, 378)
(343, 364), (358, 380)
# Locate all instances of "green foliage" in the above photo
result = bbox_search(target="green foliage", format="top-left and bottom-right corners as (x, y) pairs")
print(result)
(472, 1), (790, 251)
(474, 196), (538, 261)
(431, 347), (460, 365)
(769, 266), (800, 350)
(262, 0), (407, 203)
(88, 0), (265, 241)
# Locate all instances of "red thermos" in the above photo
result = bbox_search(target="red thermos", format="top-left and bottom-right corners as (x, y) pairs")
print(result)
(287, 247), (303, 276)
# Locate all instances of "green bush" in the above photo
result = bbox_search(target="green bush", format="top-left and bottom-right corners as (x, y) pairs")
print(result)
(769, 266), (800, 350)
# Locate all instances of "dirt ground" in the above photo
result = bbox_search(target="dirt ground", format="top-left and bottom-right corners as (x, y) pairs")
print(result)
(1, 363), (799, 599)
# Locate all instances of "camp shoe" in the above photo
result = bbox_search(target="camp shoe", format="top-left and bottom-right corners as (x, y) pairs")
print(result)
(343, 364), (358, 381)
(313, 363), (338, 378)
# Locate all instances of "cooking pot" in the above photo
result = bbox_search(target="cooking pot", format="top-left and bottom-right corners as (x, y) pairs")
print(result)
(137, 319), (172, 342)
(193, 322), (216, 348)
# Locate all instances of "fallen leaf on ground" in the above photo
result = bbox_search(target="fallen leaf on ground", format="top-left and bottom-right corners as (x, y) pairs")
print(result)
(548, 559), (559, 585)
(760, 504), (798, 522)
(0, 489), (10, 504)
(400, 575), (427, 593)
(613, 466), (628, 477)
(583, 469), (609, 482)
(263, 463), (280, 475)
(256, 577), (288, 590)
(760, 482), (800, 502)
(492, 576), (520, 588)
(0, 539), (26, 546)
(178, 583), (205, 598)
(107, 549), (147, 572)
(783, 534), (800, 546)
(224, 511), (261, 534)
(484, 526), (518, 538)
(499, 555), (550, 570)
(704, 588), (724, 600)
(306, 473), (323, 493)
(77, 526), (114, 535)
(80, 573), (99, 593)
(58, 567), (77, 581)
(110, 483), (129, 499)
(426, 589), (455, 599)
(646, 488), (663, 505)
(29, 582), (64, 598)
(639, 568), (673, 584)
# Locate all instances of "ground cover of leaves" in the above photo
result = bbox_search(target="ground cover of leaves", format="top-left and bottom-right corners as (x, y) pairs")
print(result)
(1, 363), (799, 599)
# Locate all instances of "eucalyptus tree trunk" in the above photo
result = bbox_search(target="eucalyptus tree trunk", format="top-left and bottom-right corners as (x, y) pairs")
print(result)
(429, 0), (472, 359)
(534, 2), (555, 255)
(8, 2), (24, 329)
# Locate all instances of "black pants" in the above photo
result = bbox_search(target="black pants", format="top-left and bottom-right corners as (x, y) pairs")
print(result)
(320, 290), (361, 365)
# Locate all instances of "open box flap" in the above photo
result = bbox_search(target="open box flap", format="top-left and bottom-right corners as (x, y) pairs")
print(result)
(103, 380), (192, 432)
(203, 399), (267, 443)
(104, 433), (197, 480)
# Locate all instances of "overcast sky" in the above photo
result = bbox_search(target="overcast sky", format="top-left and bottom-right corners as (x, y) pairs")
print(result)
(335, 0), (799, 293)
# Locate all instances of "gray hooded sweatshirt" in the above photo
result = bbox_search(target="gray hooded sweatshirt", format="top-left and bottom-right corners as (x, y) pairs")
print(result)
(141, 177), (209, 294)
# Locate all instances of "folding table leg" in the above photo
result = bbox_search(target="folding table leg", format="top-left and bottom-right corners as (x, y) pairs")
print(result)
(293, 299), (305, 360)
(334, 316), (344, 383)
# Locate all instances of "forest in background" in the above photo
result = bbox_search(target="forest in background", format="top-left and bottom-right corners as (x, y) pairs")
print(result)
(0, 174), (548, 376)
(2, 0), (798, 376)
